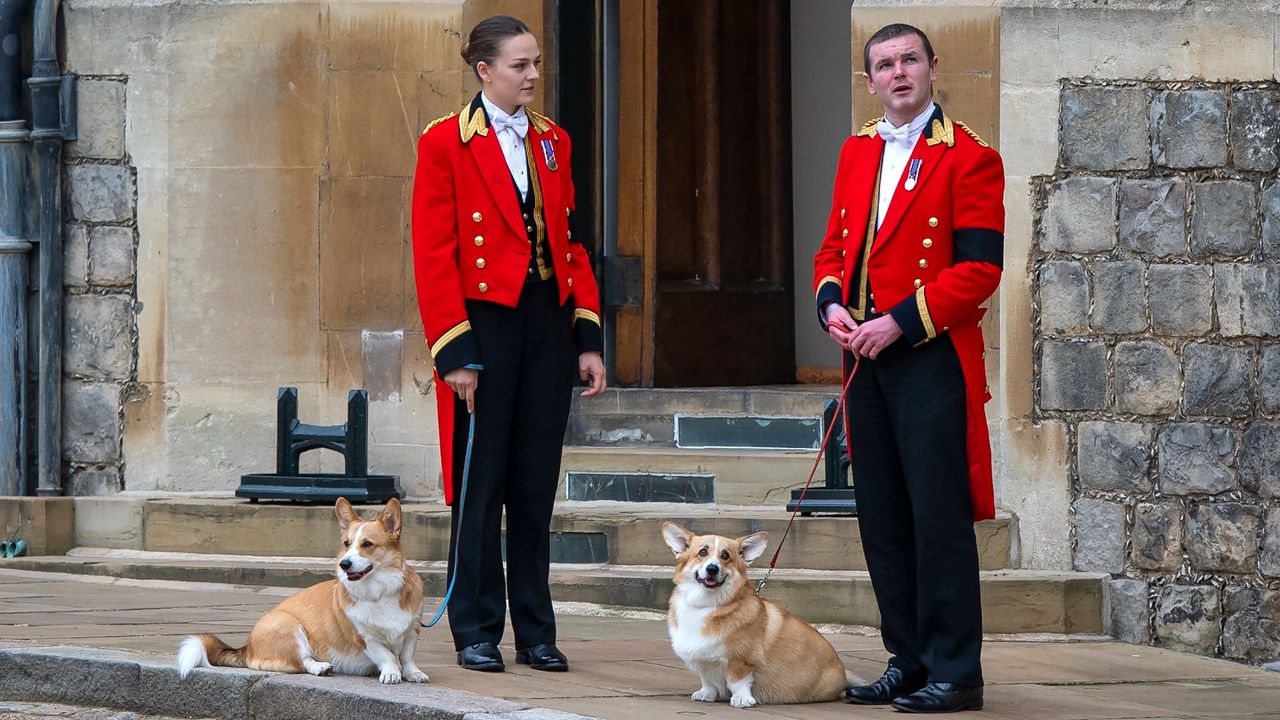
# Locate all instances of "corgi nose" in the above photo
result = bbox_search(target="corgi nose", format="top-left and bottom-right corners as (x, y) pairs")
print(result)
(705, 564), (719, 577)
(339, 558), (352, 571)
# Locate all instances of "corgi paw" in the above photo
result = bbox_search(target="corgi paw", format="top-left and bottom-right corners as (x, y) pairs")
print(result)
(303, 661), (332, 677)
(379, 669), (402, 684)
(405, 669), (430, 683)
(730, 694), (757, 708)
(691, 688), (718, 702)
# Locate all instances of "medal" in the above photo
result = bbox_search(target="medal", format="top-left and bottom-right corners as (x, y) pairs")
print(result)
(541, 139), (558, 171)
(904, 159), (922, 191)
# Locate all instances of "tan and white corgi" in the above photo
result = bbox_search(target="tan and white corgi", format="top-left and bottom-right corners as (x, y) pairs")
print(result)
(661, 522), (856, 708)
(176, 498), (428, 684)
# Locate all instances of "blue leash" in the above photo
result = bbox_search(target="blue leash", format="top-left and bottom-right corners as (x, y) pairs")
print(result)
(422, 405), (478, 628)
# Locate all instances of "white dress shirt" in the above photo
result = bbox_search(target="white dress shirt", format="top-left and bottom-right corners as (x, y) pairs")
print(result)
(876, 102), (935, 230)
(480, 92), (530, 198)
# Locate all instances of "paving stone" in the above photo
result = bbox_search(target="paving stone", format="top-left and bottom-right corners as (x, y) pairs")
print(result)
(64, 293), (134, 380)
(1230, 89), (1280, 172)
(1264, 181), (1280, 260)
(1223, 586), (1280, 664)
(1186, 502), (1261, 574)
(61, 381), (121, 464)
(67, 79), (127, 160)
(1148, 264), (1212, 336)
(1078, 420), (1153, 493)
(1183, 343), (1252, 418)
(1114, 341), (1179, 415)
(1091, 261), (1147, 334)
(1061, 86), (1151, 171)
(1038, 260), (1090, 335)
(1132, 502), (1184, 572)
(1240, 422), (1280, 499)
(1215, 263), (1280, 337)
(1042, 177), (1117, 253)
(1158, 423), (1237, 496)
(1155, 584), (1222, 655)
(64, 224), (89, 289)
(1262, 345), (1280, 413)
(1262, 509), (1280, 578)
(1040, 340), (1107, 411)
(1120, 178), (1187, 259)
(1191, 181), (1258, 258)
(1074, 498), (1126, 574)
(1152, 90), (1228, 168)
(1108, 578), (1151, 644)
(67, 164), (133, 223)
(89, 226), (136, 287)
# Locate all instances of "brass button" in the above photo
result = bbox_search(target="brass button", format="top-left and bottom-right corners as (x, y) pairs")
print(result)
(842, 228), (849, 238)
(919, 259), (928, 268)
(475, 258), (486, 269)
(922, 238), (933, 248)
(870, 306), (877, 314)
(977, 321), (983, 328)
(841, 250), (846, 257)
(523, 213), (529, 220)
(840, 208), (846, 218)
(526, 225), (535, 233)
(567, 230), (573, 240)
(565, 253), (572, 262)
(914, 279), (922, 288)
(981, 351), (987, 358)
(566, 207), (571, 216)
(567, 277), (574, 287)
(472, 212), (483, 222)
(985, 384), (991, 393)
(474, 235), (484, 246)
(943, 326), (949, 331)
(478, 282), (489, 293)
(928, 217), (938, 227)
(870, 292), (875, 300)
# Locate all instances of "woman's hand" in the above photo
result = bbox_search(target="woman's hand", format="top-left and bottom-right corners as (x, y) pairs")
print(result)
(443, 367), (479, 414)
(579, 352), (607, 397)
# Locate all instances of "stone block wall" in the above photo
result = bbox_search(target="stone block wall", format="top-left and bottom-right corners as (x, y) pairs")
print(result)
(1033, 79), (1280, 664)
(62, 76), (137, 496)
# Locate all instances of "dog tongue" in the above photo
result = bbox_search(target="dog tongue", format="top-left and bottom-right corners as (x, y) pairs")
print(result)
(346, 570), (367, 581)
(702, 577), (719, 588)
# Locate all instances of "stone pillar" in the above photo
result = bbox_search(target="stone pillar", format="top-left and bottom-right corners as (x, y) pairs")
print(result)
(0, 119), (29, 494)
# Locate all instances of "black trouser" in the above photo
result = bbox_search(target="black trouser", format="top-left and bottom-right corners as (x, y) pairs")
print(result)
(844, 334), (983, 688)
(447, 279), (576, 651)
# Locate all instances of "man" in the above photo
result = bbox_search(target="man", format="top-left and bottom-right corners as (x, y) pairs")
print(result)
(812, 23), (1003, 713)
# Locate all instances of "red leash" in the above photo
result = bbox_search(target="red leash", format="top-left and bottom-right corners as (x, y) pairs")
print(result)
(756, 355), (861, 593)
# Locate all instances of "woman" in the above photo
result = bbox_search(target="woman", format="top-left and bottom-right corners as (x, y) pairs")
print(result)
(411, 15), (607, 673)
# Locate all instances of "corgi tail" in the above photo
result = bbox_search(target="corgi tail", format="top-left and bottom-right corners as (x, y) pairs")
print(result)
(844, 670), (865, 690)
(177, 634), (247, 678)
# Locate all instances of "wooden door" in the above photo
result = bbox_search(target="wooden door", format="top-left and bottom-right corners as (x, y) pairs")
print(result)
(614, 0), (794, 387)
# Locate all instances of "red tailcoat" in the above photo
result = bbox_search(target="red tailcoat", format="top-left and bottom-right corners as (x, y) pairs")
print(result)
(412, 95), (603, 504)
(813, 106), (1004, 521)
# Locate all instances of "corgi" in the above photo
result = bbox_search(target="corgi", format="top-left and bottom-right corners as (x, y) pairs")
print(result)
(661, 522), (856, 708)
(176, 498), (428, 684)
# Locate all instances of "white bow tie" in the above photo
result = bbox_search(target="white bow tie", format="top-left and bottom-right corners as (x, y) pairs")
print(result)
(877, 120), (914, 149)
(491, 112), (529, 138)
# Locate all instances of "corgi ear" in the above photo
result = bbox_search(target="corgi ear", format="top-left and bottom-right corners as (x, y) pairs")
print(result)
(661, 522), (692, 555)
(736, 532), (769, 565)
(335, 497), (359, 532)
(379, 498), (403, 539)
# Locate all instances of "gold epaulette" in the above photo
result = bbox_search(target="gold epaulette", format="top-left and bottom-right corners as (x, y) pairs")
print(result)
(955, 120), (990, 148)
(856, 116), (883, 138)
(422, 112), (456, 135)
(459, 102), (489, 143)
(527, 108), (557, 138)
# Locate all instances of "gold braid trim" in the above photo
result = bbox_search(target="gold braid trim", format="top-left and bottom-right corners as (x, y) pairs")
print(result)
(422, 112), (456, 135)
(856, 116), (882, 138)
(916, 286), (936, 340)
(574, 308), (601, 325)
(431, 321), (472, 358)
(955, 120), (990, 148)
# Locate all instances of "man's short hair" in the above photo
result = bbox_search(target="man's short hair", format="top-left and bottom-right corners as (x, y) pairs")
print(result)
(863, 23), (935, 74)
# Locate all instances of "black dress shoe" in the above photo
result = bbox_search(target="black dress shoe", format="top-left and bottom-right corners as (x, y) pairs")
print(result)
(891, 682), (983, 713)
(845, 664), (926, 704)
(515, 643), (568, 671)
(456, 641), (504, 672)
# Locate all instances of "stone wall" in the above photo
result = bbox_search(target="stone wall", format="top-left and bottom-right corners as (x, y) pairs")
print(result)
(1033, 78), (1280, 663)
(62, 76), (136, 496)
(60, 0), (545, 498)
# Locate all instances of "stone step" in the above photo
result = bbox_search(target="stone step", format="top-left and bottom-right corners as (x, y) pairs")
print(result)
(566, 386), (839, 448)
(1, 551), (1104, 635)
(77, 498), (1016, 571)
(558, 446), (826, 505)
